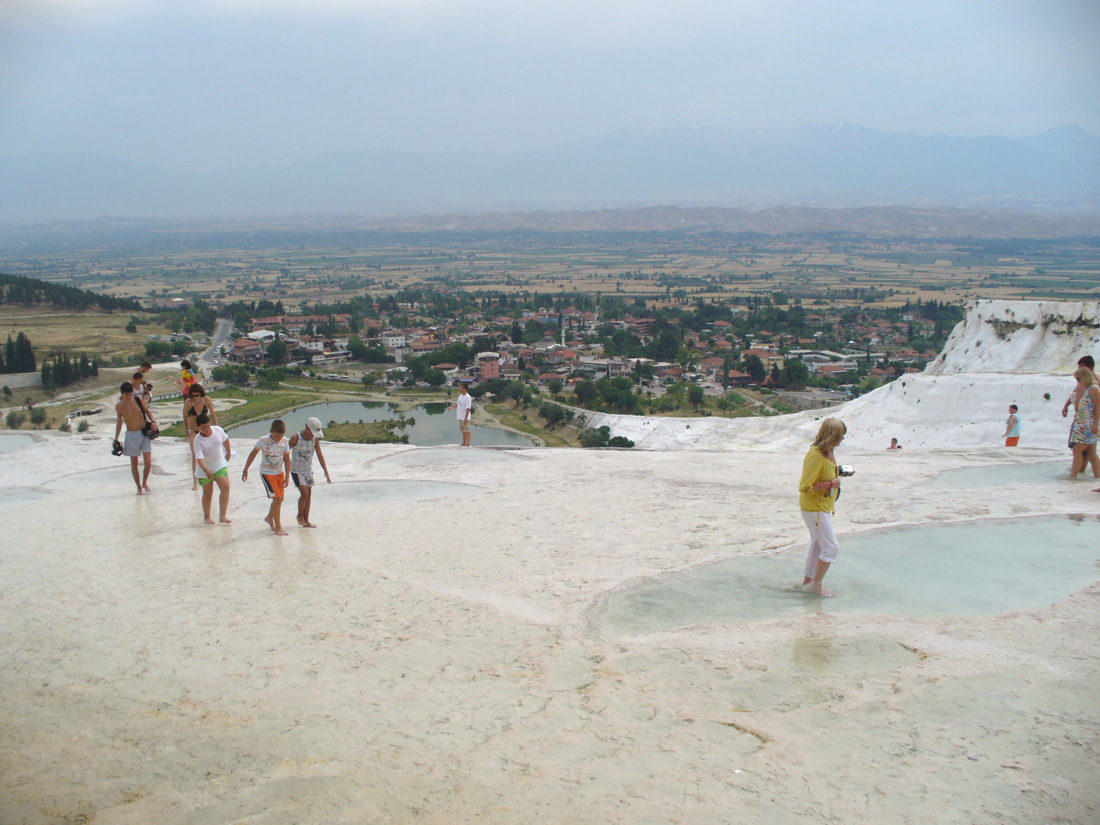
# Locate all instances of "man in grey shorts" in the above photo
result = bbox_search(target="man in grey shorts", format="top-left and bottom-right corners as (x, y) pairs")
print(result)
(113, 381), (159, 495)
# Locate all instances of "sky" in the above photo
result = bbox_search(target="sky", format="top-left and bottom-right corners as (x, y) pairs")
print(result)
(1, 0), (1098, 173)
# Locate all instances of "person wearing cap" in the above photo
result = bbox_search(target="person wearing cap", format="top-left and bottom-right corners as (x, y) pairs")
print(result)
(288, 416), (331, 528)
(446, 382), (474, 447)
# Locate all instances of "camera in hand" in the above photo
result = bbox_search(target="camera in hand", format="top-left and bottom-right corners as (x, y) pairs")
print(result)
(142, 424), (159, 440)
(837, 464), (855, 477)
(111, 440), (124, 456)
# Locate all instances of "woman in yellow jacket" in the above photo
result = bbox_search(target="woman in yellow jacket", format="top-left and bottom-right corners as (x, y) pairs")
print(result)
(799, 418), (847, 596)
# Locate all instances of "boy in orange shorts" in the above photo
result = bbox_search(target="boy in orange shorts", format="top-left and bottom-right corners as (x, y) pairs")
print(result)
(242, 419), (292, 535)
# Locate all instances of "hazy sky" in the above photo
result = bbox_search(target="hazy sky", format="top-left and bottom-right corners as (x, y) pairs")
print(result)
(1, 0), (1098, 173)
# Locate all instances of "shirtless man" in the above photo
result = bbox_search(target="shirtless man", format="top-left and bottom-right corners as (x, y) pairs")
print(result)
(113, 381), (158, 495)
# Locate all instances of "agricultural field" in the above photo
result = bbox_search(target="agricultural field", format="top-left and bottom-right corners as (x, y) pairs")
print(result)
(2, 232), (1098, 312)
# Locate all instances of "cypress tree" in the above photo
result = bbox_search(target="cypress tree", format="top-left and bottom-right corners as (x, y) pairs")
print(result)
(4, 336), (14, 374)
(15, 332), (35, 373)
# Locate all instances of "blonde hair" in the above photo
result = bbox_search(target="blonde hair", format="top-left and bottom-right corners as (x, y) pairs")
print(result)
(812, 418), (847, 451)
(1075, 366), (1096, 388)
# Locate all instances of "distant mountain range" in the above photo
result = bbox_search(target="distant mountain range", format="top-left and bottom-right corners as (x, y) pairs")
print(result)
(1, 124), (1098, 224)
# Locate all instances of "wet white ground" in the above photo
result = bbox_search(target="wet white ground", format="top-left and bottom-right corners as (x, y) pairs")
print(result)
(0, 431), (1097, 824)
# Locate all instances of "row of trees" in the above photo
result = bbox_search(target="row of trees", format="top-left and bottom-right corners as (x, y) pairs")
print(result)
(42, 352), (99, 390)
(0, 273), (141, 312)
(2, 333), (36, 374)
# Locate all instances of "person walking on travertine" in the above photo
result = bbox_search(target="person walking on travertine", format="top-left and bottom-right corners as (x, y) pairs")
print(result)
(193, 413), (232, 525)
(288, 417), (330, 528)
(242, 418), (292, 536)
(113, 381), (158, 495)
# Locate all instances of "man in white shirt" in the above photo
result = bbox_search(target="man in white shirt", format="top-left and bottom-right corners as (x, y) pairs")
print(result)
(447, 383), (474, 447)
(193, 412), (232, 524)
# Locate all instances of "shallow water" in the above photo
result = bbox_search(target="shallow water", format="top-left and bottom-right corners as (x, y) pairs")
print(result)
(0, 434), (35, 454)
(0, 487), (53, 505)
(229, 401), (530, 448)
(601, 515), (1100, 631)
(931, 460), (1069, 488)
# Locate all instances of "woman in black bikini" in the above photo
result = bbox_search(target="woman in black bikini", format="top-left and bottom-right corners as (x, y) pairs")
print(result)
(183, 385), (218, 490)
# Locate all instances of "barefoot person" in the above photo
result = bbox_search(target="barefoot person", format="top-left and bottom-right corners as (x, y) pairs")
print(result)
(798, 417), (848, 596)
(1003, 404), (1021, 447)
(1069, 367), (1100, 480)
(193, 413), (232, 524)
(113, 381), (158, 495)
(288, 417), (330, 528)
(446, 382), (473, 447)
(183, 385), (218, 489)
(242, 419), (292, 536)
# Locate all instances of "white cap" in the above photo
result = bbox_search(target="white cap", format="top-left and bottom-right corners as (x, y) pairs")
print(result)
(306, 417), (324, 437)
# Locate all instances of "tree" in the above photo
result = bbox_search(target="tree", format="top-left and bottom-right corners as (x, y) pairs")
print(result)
(511, 320), (523, 344)
(125, 321), (138, 333)
(574, 379), (598, 407)
(425, 368), (446, 388)
(361, 371), (381, 387)
(5, 411), (25, 430)
(687, 383), (705, 410)
(14, 332), (35, 373)
(266, 336), (288, 364)
(716, 394), (737, 413)
(1, 386), (10, 399)
(145, 341), (172, 360)
(783, 358), (810, 389)
(743, 354), (766, 383)
(539, 402), (567, 426)
(212, 364), (250, 385)
(547, 378), (563, 396)
(29, 407), (47, 428)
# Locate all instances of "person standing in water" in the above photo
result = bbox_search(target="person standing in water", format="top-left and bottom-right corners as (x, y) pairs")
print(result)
(288, 417), (331, 528)
(798, 417), (848, 597)
(1003, 404), (1021, 447)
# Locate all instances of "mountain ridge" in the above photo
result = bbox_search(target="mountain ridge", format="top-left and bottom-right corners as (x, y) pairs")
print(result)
(2, 124), (1098, 223)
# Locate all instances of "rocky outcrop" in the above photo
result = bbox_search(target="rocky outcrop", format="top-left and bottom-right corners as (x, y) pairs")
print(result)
(926, 299), (1100, 375)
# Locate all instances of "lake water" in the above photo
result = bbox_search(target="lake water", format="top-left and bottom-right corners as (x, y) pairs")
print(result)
(228, 401), (531, 448)
(0, 434), (36, 454)
(600, 515), (1100, 630)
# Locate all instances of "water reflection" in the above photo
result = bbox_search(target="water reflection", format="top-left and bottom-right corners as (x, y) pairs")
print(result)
(228, 401), (529, 447)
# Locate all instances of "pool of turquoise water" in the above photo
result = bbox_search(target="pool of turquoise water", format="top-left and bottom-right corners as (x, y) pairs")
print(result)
(600, 516), (1100, 630)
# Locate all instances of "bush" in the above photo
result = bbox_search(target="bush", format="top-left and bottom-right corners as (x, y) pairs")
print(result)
(5, 411), (25, 430)
(578, 426), (635, 448)
(77, 419), (89, 432)
(58, 422), (71, 433)
(29, 407), (47, 428)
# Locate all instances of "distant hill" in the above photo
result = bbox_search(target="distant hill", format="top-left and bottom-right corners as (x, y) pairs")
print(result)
(3, 204), (1099, 246)
(1, 123), (1098, 223)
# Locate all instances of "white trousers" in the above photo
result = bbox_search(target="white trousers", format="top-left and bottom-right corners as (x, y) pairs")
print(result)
(801, 510), (839, 579)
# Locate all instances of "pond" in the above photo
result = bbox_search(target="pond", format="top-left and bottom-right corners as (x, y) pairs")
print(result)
(0, 434), (36, 454)
(600, 515), (1100, 631)
(931, 460), (1069, 488)
(227, 401), (531, 448)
